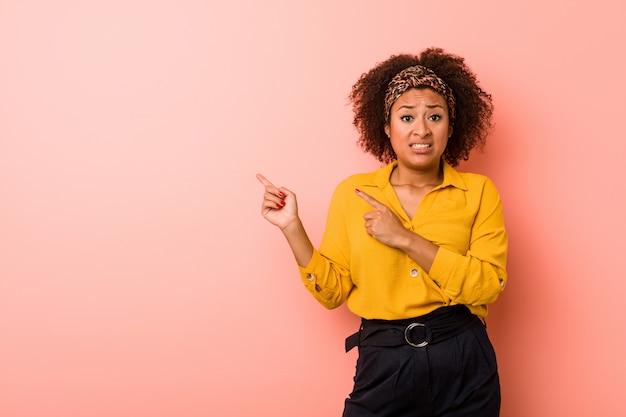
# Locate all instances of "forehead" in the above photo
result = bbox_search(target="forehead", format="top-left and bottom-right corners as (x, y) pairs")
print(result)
(393, 87), (447, 107)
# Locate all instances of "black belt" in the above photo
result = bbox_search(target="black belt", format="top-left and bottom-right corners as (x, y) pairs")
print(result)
(345, 305), (479, 352)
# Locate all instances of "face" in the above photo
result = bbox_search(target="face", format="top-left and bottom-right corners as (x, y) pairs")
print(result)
(384, 88), (453, 172)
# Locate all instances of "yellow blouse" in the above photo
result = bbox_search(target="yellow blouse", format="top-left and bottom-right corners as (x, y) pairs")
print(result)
(299, 161), (508, 320)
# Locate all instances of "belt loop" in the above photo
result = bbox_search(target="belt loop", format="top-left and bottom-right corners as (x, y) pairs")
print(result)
(345, 329), (361, 352)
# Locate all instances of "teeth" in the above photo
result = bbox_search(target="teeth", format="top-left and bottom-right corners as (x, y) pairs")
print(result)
(411, 144), (430, 149)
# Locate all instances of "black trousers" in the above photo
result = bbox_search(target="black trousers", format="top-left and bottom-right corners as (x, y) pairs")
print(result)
(343, 316), (500, 417)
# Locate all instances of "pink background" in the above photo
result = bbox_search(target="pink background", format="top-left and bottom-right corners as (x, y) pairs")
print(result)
(1, 1), (625, 416)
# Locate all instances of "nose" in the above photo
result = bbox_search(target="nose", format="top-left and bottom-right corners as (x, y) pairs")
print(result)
(412, 118), (430, 137)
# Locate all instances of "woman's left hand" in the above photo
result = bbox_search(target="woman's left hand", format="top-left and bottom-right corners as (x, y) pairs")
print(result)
(355, 189), (409, 248)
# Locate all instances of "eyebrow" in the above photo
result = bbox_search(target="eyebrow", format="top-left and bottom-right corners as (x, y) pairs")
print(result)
(397, 103), (445, 110)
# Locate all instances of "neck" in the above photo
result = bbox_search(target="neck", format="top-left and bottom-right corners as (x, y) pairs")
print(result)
(391, 160), (443, 187)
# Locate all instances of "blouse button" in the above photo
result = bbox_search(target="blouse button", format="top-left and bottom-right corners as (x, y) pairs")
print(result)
(305, 273), (316, 281)
(409, 268), (419, 277)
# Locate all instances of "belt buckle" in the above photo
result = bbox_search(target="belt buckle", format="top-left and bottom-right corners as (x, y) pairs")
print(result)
(404, 322), (430, 348)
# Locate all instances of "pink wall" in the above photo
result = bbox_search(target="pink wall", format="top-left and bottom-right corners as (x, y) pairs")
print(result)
(1, 1), (625, 416)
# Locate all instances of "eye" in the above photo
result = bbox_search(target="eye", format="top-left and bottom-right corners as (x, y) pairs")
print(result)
(400, 115), (413, 122)
(428, 114), (442, 121)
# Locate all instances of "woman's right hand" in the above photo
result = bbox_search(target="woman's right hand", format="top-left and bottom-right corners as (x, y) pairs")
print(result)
(256, 173), (299, 230)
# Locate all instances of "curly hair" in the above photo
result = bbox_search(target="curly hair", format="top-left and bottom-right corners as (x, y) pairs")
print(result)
(348, 48), (494, 166)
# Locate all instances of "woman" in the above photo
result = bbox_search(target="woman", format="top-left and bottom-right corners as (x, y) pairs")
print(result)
(257, 47), (507, 417)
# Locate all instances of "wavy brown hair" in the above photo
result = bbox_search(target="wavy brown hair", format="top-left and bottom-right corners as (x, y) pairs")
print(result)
(349, 48), (494, 166)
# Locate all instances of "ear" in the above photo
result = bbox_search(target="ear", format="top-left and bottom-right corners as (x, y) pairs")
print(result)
(384, 124), (390, 138)
(448, 125), (453, 138)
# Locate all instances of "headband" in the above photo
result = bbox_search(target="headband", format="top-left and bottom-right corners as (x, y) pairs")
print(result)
(384, 65), (456, 125)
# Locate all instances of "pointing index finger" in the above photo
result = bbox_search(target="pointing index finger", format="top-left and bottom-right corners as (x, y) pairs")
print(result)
(256, 173), (274, 187)
(355, 189), (384, 209)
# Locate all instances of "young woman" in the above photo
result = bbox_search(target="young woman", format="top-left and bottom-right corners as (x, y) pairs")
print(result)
(257, 47), (507, 417)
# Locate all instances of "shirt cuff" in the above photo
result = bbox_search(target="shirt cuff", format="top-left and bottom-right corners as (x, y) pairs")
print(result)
(299, 250), (324, 288)
(298, 250), (341, 306)
(429, 246), (462, 297)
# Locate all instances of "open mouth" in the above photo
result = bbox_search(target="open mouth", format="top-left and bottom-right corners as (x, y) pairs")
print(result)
(410, 143), (431, 149)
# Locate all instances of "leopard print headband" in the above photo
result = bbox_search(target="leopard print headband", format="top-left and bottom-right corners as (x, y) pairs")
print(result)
(384, 65), (456, 125)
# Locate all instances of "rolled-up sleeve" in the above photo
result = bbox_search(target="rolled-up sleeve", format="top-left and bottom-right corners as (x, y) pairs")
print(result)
(429, 178), (508, 306)
(298, 183), (354, 309)
(299, 250), (352, 309)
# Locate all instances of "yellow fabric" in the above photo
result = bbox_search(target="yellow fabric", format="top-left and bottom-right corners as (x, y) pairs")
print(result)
(299, 161), (508, 320)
